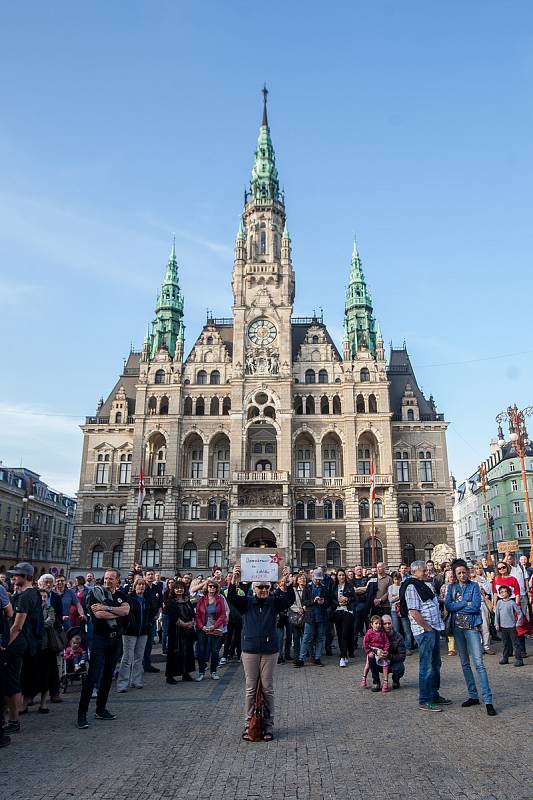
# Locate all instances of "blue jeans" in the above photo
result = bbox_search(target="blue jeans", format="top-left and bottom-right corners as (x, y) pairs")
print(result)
(414, 629), (442, 705)
(453, 627), (493, 704)
(197, 631), (222, 674)
(300, 621), (326, 661)
(401, 616), (414, 651)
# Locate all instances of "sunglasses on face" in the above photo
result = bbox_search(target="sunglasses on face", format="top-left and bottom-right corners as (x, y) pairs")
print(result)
(497, 567), (507, 571)
(256, 585), (270, 590)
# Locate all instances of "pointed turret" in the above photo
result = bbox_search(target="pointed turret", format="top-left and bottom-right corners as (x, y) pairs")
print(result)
(147, 239), (185, 362)
(343, 237), (378, 359)
(250, 84), (280, 202)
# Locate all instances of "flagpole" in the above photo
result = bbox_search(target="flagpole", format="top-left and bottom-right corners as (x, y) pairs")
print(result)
(370, 494), (375, 569)
(136, 465), (146, 570)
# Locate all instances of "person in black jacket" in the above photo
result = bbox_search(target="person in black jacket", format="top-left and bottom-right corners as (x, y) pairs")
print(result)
(294, 568), (331, 667)
(165, 581), (195, 684)
(227, 564), (294, 742)
(117, 577), (155, 692)
(330, 569), (356, 667)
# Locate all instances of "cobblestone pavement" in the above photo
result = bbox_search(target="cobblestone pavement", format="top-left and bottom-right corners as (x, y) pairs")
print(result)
(4, 641), (532, 800)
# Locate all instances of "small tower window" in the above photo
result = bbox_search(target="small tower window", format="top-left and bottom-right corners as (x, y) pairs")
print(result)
(260, 231), (266, 255)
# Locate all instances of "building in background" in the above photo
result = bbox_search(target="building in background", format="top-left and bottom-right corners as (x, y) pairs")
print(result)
(454, 439), (533, 562)
(0, 466), (76, 577)
(71, 91), (453, 576)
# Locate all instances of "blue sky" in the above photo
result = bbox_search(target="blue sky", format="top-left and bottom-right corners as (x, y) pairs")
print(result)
(1, 1), (532, 495)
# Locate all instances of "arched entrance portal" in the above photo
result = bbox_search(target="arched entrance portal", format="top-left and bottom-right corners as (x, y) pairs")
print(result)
(245, 528), (277, 548)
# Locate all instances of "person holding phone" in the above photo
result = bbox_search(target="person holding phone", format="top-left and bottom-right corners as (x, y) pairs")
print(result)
(227, 564), (295, 742)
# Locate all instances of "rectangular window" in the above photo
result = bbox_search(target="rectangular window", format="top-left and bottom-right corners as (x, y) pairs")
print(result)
(191, 504), (200, 520)
(191, 462), (202, 478)
(358, 461), (370, 475)
(395, 461), (409, 482)
(515, 522), (523, 536)
(119, 462), (132, 484)
(96, 463), (109, 484)
(297, 462), (311, 478)
(509, 462), (515, 471)
(323, 461), (337, 478)
(511, 479), (518, 492)
(513, 500), (520, 514)
(6, 505), (11, 521)
(216, 462), (229, 479)
(420, 461), (433, 482)
(157, 462), (166, 476)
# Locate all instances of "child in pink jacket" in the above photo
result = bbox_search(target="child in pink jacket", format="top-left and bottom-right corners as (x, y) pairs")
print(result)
(361, 615), (390, 692)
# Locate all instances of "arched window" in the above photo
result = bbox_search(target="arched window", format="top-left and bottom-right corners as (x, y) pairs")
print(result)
(403, 543), (416, 565)
(398, 502), (409, 522)
(326, 540), (341, 567)
(320, 396), (329, 414)
(184, 397), (193, 415)
(195, 397), (205, 416)
(324, 499), (333, 520)
(206, 336), (214, 345)
(210, 370), (220, 385)
(222, 397), (231, 415)
(332, 395), (342, 414)
(294, 396), (304, 415)
(208, 542), (223, 568)
(118, 505), (127, 524)
(219, 500), (228, 520)
(311, 335), (319, 344)
(425, 502), (435, 522)
(260, 230), (266, 255)
(197, 370), (207, 385)
(360, 368), (370, 382)
(407, 408), (415, 421)
(363, 537), (383, 567)
(305, 396), (315, 415)
(159, 396), (169, 415)
(424, 542), (435, 561)
(106, 505), (117, 525)
(93, 505), (104, 524)
(183, 541), (197, 569)
(115, 412), (122, 424)
(295, 501), (305, 520)
(318, 369), (328, 384)
(356, 394), (365, 413)
(306, 500), (316, 520)
(373, 498), (383, 518)
(112, 544), (122, 570)
(335, 499), (344, 519)
(305, 369), (316, 384)
(359, 498), (369, 519)
(154, 501), (165, 520)
(148, 396), (157, 414)
(91, 545), (104, 569)
(208, 500), (218, 520)
(301, 541), (316, 569)
(412, 502), (422, 522)
(141, 539), (160, 568)
(368, 394), (377, 413)
(210, 397), (219, 415)
(141, 502), (151, 520)
(154, 369), (165, 385)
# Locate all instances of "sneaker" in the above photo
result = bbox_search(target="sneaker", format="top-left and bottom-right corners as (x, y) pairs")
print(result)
(3, 721), (20, 734)
(461, 698), (480, 707)
(433, 695), (452, 705)
(514, 659), (524, 667)
(211, 672), (220, 680)
(418, 702), (443, 712)
(371, 683), (381, 693)
(196, 673), (205, 681)
(339, 658), (346, 667)
(95, 709), (116, 720)
(91, 688), (98, 699)
(76, 714), (89, 729)
(219, 657), (227, 666)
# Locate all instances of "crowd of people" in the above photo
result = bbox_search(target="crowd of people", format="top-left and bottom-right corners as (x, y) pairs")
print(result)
(1, 550), (532, 745)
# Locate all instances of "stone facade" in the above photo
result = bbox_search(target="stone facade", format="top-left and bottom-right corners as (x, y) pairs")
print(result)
(71, 92), (453, 576)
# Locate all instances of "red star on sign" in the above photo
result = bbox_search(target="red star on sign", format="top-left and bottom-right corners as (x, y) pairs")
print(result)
(269, 553), (282, 564)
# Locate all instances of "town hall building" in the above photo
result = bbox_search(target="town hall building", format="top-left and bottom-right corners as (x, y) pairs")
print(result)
(71, 91), (453, 575)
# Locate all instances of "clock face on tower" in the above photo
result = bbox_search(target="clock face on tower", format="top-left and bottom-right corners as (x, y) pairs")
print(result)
(248, 318), (277, 346)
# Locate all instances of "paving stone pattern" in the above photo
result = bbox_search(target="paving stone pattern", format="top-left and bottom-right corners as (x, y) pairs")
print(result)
(4, 643), (532, 800)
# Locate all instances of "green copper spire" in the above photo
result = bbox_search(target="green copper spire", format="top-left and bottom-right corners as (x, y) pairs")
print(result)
(250, 85), (280, 202)
(343, 237), (377, 359)
(236, 218), (245, 241)
(282, 221), (290, 240)
(148, 238), (185, 361)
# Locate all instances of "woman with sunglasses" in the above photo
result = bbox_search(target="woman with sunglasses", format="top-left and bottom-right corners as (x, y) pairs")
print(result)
(492, 562), (521, 610)
(228, 564), (295, 742)
(445, 559), (496, 716)
(195, 580), (226, 681)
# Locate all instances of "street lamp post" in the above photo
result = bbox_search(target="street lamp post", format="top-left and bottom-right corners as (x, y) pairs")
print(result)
(496, 404), (533, 559)
(477, 462), (493, 564)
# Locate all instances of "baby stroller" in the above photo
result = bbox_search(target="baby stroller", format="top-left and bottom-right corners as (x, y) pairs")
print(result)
(60, 624), (88, 694)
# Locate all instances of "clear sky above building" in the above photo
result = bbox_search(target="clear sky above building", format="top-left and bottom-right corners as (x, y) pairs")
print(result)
(1, 1), (532, 494)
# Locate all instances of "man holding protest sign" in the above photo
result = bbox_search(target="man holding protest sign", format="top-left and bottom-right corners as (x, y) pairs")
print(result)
(227, 561), (294, 741)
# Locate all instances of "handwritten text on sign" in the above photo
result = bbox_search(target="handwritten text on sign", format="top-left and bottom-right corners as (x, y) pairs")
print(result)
(240, 552), (280, 582)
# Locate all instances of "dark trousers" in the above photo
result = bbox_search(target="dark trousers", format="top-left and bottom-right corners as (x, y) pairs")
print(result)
(370, 658), (405, 685)
(143, 620), (157, 669)
(78, 635), (121, 715)
(277, 617), (292, 659)
(353, 606), (368, 647)
(334, 611), (354, 658)
(223, 620), (242, 659)
(501, 626), (520, 661)
(325, 619), (334, 653)
(290, 623), (304, 659)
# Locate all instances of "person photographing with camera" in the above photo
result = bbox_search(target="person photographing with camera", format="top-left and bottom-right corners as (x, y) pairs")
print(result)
(227, 563), (294, 742)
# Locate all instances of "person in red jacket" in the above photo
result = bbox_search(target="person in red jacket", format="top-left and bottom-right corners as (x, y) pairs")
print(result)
(195, 581), (227, 681)
(493, 561), (521, 610)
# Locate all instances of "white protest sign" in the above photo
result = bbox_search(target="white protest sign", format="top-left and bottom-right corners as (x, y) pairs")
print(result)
(240, 552), (281, 582)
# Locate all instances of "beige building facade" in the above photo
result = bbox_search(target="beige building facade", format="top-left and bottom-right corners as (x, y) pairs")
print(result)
(71, 93), (453, 576)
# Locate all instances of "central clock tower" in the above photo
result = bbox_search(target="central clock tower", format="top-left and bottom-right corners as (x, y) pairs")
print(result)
(231, 86), (295, 380)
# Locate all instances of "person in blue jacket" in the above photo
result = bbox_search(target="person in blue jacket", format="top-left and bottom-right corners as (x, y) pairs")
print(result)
(445, 559), (496, 716)
(227, 564), (295, 741)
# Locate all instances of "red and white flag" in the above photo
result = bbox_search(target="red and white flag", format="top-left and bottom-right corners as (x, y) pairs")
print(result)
(137, 466), (146, 512)
(369, 461), (376, 510)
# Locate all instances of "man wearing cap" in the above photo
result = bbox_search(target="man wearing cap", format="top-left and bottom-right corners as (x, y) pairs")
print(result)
(294, 568), (331, 667)
(4, 562), (42, 735)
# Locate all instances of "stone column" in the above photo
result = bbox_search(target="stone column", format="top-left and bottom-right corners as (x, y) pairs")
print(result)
(202, 442), (210, 479)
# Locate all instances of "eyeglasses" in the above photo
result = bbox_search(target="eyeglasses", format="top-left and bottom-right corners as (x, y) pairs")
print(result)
(497, 566), (507, 571)
(256, 585), (270, 590)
